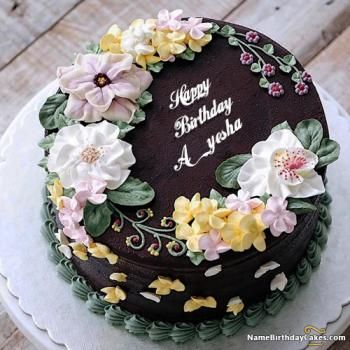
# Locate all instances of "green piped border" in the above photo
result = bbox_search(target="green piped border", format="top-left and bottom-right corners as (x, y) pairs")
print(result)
(41, 189), (332, 343)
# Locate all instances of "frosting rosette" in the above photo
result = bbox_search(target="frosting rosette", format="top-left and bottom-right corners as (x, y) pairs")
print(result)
(57, 52), (152, 123)
(238, 129), (325, 198)
(47, 121), (136, 190)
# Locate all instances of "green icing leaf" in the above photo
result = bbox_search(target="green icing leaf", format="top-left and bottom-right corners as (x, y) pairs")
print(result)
(56, 113), (77, 129)
(84, 201), (112, 237)
(209, 189), (226, 208)
(39, 93), (68, 130)
(45, 172), (59, 185)
(283, 54), (296, 66)
(291, 71), (301, 83)
(294, 119), (323, 153)
(220, 25), (235, 37)
(215, 154), (251, 189)
(107, 177), (155, 206)
(271, 121), (292, 133)
(316, 138), (340, 169)
(38, 133), (56, 151)
(147, 62), (164, 73)
(178, 48), (195, 61)
(63, 187), (75, 198)
(186, 250), (205, 266)
(263, 44), (274, 55)
(259, 193), (270, 204)
(131, 109), (146, 125)
(137, 91), (153, 108)
(250, 63), (261, 73)
(208, 23), (220, 34)
(259, 77), (269, 89)
(112, 120), (135, 139)
(287, 198), (317, 214)
(38, 156), (48, 170)
(228, 37), (239, 46)
(86, 42), (102, 54)
(279, 64), (292, 73)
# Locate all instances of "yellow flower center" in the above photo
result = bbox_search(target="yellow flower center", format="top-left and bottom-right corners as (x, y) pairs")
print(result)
(81, 145), (101, 164)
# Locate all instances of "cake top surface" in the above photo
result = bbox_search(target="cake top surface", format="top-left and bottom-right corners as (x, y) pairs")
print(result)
(39, 9), (339, 269)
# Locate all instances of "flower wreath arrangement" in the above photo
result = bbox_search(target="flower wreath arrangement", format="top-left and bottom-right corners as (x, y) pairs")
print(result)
(39, 9), (340, 269)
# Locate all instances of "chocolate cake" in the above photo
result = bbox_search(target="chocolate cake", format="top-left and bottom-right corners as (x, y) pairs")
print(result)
(39, 9), (340, 342)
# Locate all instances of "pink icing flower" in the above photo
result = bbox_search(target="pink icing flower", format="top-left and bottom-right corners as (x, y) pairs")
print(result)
(74, 177), (107, 206)
(63, 225), (91, 246)
(245, 31), (260, 43)
(268, 82), (284, 97)
(156, 9), (183, 31)
(181, 17), (212, 40)
(261, 197), (297, 237)
(295, 82), (309, 96)
(198, 230), (230, 261)
(240, 52), (253, 65)
(225, 190), (263, 214)
(57, 53), (152, 123)
(58, 196), (84, 227)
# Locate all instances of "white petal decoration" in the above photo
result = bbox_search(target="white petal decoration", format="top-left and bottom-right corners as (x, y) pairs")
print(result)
(140, 292), (161, 303)
(47, 121), (136, 190)
(227, 296), (243, 306)
(58, 245), (72, 259)
(204, 264), (222, 277)
(270, 272), (288, 291)
(254, 261), (280, 278)
(238, 129), (325, 199)
(55, 229), (70, 246)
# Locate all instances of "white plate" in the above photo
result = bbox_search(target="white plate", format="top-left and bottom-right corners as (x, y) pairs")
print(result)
(0, 81), (349, 350)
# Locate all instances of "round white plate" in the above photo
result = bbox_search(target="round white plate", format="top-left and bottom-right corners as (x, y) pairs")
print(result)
(0, 81), (349, 350)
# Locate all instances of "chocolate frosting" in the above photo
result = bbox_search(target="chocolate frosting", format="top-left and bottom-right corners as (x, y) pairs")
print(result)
(67, 20), (328, 323)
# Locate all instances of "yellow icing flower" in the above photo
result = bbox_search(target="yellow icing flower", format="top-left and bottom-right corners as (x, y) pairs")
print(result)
(226, 296), (244, 315)
(184, 296), (217, 312)
(135, 53), (161, 70)
(173, 193), (201, 224)
(193, 199), (231, 233)
(187, 33), (212, 53)
(101, 286), (126, 304)
(69, 242), (88, 261)
(110, 272), (127, 282)
(152, 30), (187, 61)
(87, 243), (119, 264)
(221, 212), (267, 252)
(175, 223), (202, 252)
(47, 179), (64, 209)
(148, 276), (185, 295)
(100, 24), (123, 53)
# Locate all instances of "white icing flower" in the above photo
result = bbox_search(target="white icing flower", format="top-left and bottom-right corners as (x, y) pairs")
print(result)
(121, 19), (156, 58)
(238, 129), (325, 199)
(47, 121), (135, 190)
(270, 272), (288, 291)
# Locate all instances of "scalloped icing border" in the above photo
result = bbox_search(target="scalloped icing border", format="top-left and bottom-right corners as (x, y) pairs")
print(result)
(42, 187), (332, 343)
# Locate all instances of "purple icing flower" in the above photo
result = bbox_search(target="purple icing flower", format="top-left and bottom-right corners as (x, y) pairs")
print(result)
(262, 63), (276, 77)
(240, 52), (254, 65)
(181, 17), (212, 40)
(74, 177), (107, 206)
(57, 53), (152, 123)
(156, 9), (183, 31)
(225, 190), (263, 214)
(268, 82), (284, 97)
(261, 197), (297, 237)
(245, 31), (260, 43)
(301, 71), (312, 83)
(295, 82), (309, 95)
(59, 196), (84, 227)
(198, 230), (230, 261)
(63, 225), (91, 246)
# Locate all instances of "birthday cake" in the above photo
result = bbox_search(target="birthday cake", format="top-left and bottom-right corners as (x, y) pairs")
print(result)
(39, 9), (340, 342)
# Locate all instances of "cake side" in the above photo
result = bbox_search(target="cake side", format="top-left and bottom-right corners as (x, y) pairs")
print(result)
(38, 9), (340, 339)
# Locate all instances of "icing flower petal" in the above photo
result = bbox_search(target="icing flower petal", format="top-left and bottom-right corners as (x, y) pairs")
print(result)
(184, 296), (217, 312)
(238, 129), (325, 198)
(156, 9), (183, 31)
(148, 276), (185, 295)
(270, 272), (288, 291)
(261, 196), (297, 237)
(226, 296), (244, 315)
(225, 189), (263, 214)
(198, 230), (230, 261)
(47, 121), (136, 190)
(101, 286), (127, 304)
(63, 224), (91, 246)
